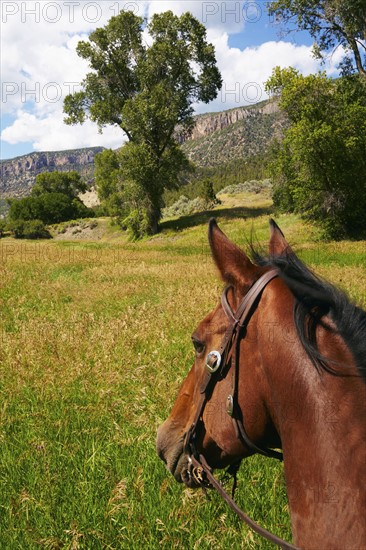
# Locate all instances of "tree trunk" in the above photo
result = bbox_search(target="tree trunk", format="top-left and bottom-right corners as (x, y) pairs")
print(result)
(146, 197), (161, 235)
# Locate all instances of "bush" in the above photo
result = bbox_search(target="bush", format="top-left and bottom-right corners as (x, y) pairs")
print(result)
(71, 198), (94, 220)
(7, 220), (26, 238)
(162, 195), (209, 219)
(122, 209), (150, 240)
(217, 179), (272, 196)
(8, 193), (93, 225)
(198, 178), (220, 205)
(23, 220), (51, 239)
(91, 203), (109, 217)
(0, 219), (6, 238)
(7, 219), (51, 239)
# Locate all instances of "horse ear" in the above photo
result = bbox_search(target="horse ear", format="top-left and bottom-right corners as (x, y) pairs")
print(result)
(269, 219), (291, 256)
(208, 219), (257, 288)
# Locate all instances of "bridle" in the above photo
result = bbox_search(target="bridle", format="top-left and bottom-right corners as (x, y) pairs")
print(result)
(183, 269), (300, 550)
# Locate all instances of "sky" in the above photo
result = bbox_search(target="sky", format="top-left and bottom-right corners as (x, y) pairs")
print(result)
(0, 0), (345, 160)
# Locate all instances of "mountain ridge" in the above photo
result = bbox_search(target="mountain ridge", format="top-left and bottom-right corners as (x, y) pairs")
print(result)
(0, 99), (284, 201)
(0, 147), (104, 200)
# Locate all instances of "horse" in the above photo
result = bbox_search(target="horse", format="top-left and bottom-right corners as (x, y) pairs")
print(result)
(157, 219), (366, 549)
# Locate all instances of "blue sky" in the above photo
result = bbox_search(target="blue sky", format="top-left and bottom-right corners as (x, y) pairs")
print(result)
(0, 1), (341, 161)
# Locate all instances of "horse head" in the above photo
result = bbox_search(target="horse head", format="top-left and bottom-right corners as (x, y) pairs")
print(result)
(156, 218), (289, 485)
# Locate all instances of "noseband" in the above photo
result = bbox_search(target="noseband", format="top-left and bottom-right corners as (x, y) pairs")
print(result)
(183, 269), (299, 550)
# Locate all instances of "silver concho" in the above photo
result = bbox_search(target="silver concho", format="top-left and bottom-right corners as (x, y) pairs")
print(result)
(205, 350), (221, 373)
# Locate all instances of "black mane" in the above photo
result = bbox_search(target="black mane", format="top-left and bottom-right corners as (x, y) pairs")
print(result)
(253, 249), (366, 383)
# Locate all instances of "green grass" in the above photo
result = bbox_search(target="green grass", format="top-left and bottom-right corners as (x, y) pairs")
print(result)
(0, 208), (365, 549)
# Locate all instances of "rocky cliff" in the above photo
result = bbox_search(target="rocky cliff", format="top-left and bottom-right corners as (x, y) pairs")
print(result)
(178, 99), (280, 142)
(179, 99), (286, 166)
(0, 147), (104, 199)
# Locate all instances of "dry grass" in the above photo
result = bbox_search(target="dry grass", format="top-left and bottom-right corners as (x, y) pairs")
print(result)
(0, 211), (364, 548)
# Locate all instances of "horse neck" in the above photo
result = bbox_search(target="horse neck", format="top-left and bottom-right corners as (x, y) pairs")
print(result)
(258, 297), (366, 548)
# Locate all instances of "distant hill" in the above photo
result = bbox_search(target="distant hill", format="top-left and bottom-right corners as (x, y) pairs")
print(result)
(0, 147), (104, 200)
(179, 99), (286, 166)
(0, 99), (286, 204)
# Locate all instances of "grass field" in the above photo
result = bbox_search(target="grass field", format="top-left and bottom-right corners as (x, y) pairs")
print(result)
(0, 200), (365, 549)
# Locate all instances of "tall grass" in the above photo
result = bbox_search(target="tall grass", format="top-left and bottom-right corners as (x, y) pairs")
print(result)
(0, 212), (365, 548)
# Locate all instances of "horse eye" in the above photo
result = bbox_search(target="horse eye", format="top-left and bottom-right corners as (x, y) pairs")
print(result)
(192, 338), (205, 355)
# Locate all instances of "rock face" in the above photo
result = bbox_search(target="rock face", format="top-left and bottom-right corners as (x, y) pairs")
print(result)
(0, 147), (104, 199)
(179, 99), (287, 167)
(178, 99), (280, 143)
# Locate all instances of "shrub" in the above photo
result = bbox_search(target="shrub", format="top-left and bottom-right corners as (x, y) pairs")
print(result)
(8, 193), (93, 225)
(217, 179), (272, 196)
(7, 219), (50, 239)
(7, 219), (26, 238)
(71, 198), (94, 219)
(122, 209), (150, 240)
(198, 178), (220, 204)
(162, 195), (209, 219)
(0, 219), (6, 238)
(92, 203), (108, 217)
(23, 220), (51, 239)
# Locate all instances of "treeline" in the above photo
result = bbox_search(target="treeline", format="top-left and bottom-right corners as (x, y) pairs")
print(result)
(164, 154), (269, 206)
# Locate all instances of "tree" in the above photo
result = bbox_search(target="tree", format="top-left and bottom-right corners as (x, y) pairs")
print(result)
(8, 193), (91, 225)
(94, 149), (126, 221)
(265, 67), (366, 239)
(7, 196), (38, 223)
(94, 150), (120, 203)
(32, 171), (87, 199)
(198, 178), (220, 206)
(268, 0), (366, 76)
(64, 10), (222, 236)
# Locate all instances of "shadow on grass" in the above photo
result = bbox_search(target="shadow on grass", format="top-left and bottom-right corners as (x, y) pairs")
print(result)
(161, 205), (273, 232)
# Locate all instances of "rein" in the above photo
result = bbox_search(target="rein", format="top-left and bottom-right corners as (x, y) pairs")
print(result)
(183, 269), (300, 550)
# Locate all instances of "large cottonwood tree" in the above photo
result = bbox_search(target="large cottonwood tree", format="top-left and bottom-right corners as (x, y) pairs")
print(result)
(64, 10), (222, 236)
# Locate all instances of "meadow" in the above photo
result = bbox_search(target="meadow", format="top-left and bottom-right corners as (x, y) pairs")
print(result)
(0, 200), (365, 549)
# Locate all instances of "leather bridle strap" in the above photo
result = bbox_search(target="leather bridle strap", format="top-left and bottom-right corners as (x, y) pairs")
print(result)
(221, 269), (279, 324)
(184, 269), (280, 461)
(190, 454), (299, 550)
(183, 269), (300, 549)
(222, 270), (283, 461)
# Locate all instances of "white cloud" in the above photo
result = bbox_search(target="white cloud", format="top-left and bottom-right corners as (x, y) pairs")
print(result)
(195, 35), (343, 113)
(1, 0), (343, 156)
(147, 1), (246, 34)
(2, 110), (125, 151)
(0, 1), (147, 114)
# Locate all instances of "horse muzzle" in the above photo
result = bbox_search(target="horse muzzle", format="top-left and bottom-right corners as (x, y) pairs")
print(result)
(156, 424), (206, 488)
